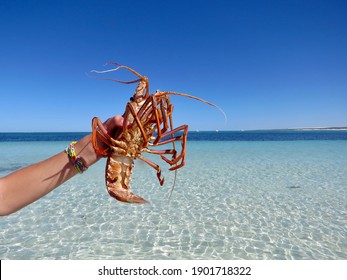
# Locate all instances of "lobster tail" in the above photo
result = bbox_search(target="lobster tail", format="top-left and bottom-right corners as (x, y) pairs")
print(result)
(106, 154), (148, 204)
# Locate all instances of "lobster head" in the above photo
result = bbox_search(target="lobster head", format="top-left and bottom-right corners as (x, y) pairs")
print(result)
(130, 78), (149, 104)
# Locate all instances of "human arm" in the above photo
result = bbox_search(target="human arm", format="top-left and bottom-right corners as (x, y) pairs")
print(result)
(0, 116), (123, 216)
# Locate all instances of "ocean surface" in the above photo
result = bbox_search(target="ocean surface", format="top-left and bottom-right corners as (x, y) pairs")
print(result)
(0, 130), (346, 260)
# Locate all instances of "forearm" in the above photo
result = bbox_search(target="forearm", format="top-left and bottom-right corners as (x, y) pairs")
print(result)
(0, 134), (100, 216)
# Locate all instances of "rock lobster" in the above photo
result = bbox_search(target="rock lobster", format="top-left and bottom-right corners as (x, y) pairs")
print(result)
(91, 63), (225, 204)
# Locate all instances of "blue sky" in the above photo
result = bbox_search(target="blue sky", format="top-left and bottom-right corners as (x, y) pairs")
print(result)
(1, 0), (346, 132)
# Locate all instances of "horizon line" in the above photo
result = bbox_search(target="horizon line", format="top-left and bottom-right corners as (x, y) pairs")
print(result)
(1, 126), (347, 133)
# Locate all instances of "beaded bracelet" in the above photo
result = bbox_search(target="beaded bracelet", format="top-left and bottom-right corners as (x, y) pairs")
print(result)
(65, 141), (88, 173)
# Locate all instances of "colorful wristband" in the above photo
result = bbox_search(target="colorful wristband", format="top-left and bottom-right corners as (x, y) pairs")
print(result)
(65, 141), (88, 173)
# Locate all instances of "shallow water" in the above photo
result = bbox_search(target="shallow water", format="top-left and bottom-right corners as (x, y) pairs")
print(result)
(0, 137), (346, 259)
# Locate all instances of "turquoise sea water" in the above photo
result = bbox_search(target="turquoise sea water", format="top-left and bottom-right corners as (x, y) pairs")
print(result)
(0, 131), (346, 259)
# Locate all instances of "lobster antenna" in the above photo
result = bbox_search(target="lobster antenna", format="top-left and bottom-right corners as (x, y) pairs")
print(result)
(90, 65), (123, 74)
(104, 62), (146, 80)
(90, 67), (142, 85)
(87, 75), (142, 85)
(168, 112), (178, 204)
(168, 170), (177, 204)
(90, 63), (149, 96)
(158, 91), (228, 124)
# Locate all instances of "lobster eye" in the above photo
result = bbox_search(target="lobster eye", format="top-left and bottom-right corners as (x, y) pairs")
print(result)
(130, 97), (134, 101)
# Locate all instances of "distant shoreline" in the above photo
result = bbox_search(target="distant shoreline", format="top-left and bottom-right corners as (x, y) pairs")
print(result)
(239, 127), (347, 131)
(286, 127), (347, 131)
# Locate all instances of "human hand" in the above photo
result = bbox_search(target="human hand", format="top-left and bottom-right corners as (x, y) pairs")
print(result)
(91, 115), (124, 158)
(102, 115), (124, 138)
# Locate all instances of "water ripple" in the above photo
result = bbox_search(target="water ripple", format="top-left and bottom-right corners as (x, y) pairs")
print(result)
(1, 141), (346, 259)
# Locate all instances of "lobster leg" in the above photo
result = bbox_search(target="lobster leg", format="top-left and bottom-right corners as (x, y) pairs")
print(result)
(123, 102), (149, 144)
(137, 154), (165, 185)
(145, 148), (176, 156)
(123, 95), (168, 147)
(153, 124), (189, 170)
(136, 95), (171, 144)
(152, 96), (173, 145)
(92, 117), (114, 156)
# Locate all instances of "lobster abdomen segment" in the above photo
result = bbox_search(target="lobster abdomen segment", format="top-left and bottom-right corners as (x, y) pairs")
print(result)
(106, 154), (148, 204)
